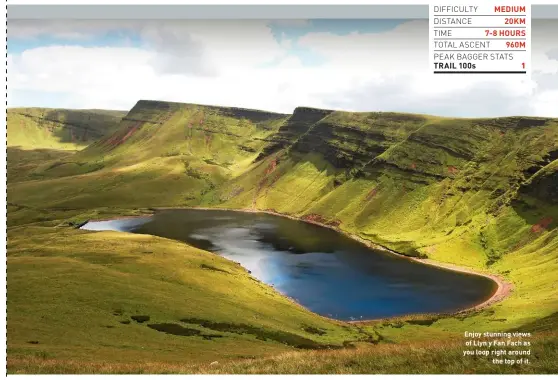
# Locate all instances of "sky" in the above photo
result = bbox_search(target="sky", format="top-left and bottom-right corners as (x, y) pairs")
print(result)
(7, 19), (558, 117)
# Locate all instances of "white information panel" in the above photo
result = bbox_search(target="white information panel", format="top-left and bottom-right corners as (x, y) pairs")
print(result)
(429, 4), (531, 75)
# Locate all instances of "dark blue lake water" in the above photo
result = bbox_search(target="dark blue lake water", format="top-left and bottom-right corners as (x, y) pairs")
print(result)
(81, 209), (497, 321)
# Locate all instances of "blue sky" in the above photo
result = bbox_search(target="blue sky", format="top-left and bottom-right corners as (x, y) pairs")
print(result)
(8, 29), (143, 54)
(267, 19), (405, 66)
(269, 19), (405, 40)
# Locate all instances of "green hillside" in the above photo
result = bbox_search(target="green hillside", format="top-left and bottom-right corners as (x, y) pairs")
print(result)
(7, 107), (127, 184)
(8, 108), (126, 150)
(7, 100), (558, 374)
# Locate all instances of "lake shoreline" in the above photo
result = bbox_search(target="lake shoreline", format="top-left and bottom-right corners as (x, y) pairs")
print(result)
(83, 206), (513, 322)
(156, 206), (513, 317)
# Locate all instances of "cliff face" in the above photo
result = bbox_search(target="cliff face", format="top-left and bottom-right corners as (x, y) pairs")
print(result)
(516, 158), (558, 210)
(257, 107), (334, 160)
(291, 112), (427, 171)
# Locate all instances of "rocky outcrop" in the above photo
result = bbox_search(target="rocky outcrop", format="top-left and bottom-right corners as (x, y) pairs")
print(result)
(256, 107), (334, 160)
(292, 122), (391, 169)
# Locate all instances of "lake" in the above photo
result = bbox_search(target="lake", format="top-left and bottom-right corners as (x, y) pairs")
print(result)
(81, 209), (497, 321)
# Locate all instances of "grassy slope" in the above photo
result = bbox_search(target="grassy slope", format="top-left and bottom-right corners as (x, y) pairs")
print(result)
(7, 100), (558, 373)
(10, 331), (558, 374)
(7, 100), (289, 218)
(8, 108), (126, 151)
(7, 107), (126, 184)
(7, 226), (367, 367)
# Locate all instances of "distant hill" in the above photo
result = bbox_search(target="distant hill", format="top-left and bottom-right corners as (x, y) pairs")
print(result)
(7, 107), (126, 150)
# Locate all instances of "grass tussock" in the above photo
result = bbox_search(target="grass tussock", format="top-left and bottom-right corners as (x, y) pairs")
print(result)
(8, 333), (558, 374)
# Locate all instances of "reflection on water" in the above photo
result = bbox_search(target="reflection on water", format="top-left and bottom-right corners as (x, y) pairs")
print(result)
(81, 216), (153, 232)
(81, 209), (497, 321)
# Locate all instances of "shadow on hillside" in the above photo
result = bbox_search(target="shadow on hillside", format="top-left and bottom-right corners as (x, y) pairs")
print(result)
(7, 147), (75, 183)
(9, 109), (124, 147)
(45, 109), (116, 146)
(509, 163), (558, 244)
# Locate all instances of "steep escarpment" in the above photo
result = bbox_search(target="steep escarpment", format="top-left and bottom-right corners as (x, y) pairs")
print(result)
(86, 100), (288, 157)
(121, 100), (288, 125)
(518, 159), (558, 203)
(510, 157), (558, 242)
(257, 107), (334, 160)
(292, 112), (427, 173)
(211, 111), (558, 263)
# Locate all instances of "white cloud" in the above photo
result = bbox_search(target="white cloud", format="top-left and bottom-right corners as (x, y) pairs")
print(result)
(531, 90), (558, 117)
(295, 19), (558, 117)
(7, 19), (558, 117)
(137, 21), (286, 75)
(298, 21), (427, 72)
